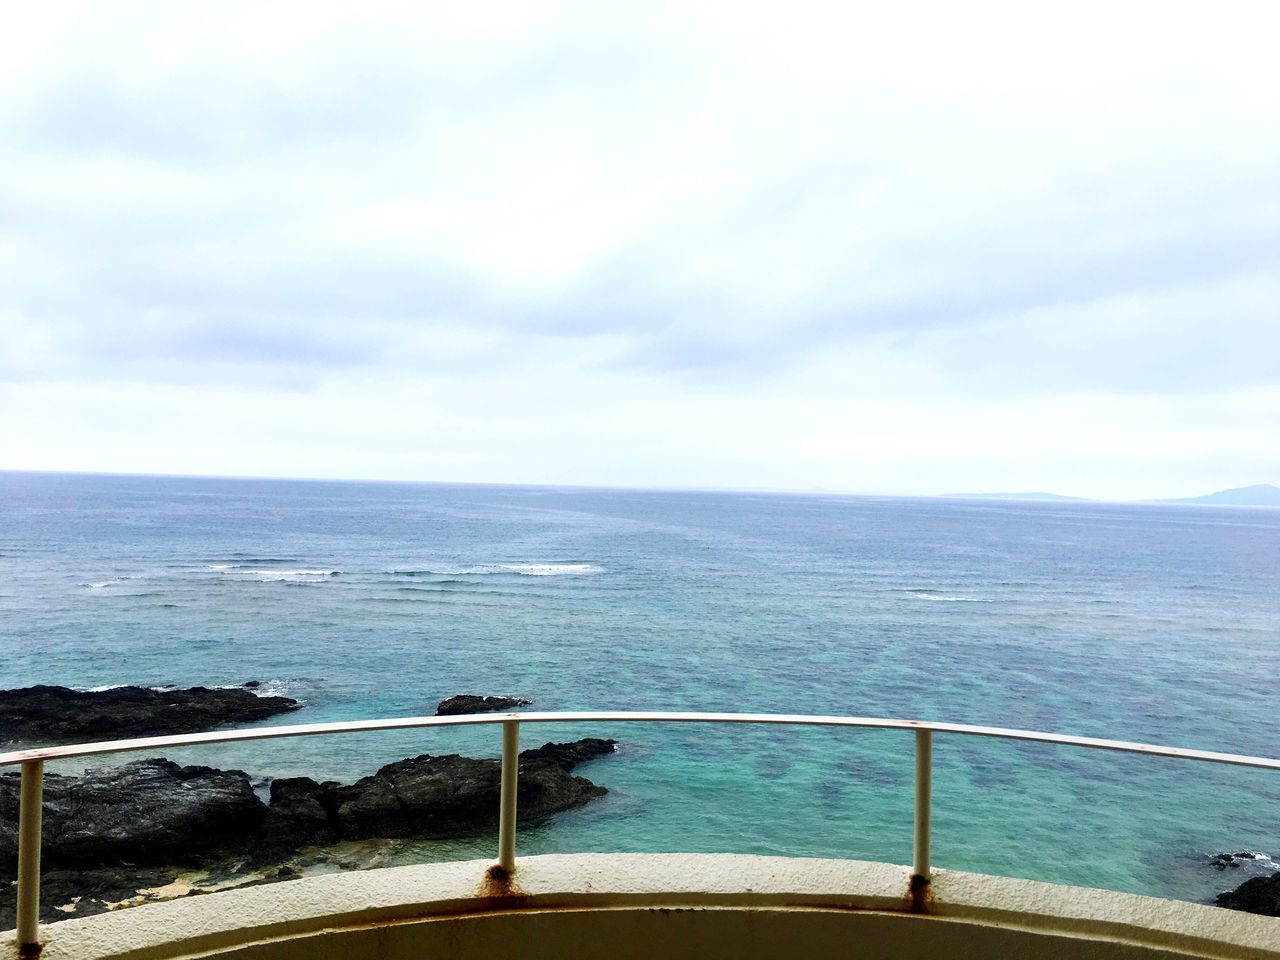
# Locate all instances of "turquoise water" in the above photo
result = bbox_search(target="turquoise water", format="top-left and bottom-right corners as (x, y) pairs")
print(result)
(1, 471), (1278, 904)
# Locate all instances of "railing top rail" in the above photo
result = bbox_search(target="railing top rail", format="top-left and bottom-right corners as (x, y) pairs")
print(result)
(1, 711), (1278, 771)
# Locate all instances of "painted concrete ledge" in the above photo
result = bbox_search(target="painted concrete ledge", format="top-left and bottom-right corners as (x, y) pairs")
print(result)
(3, 854), (1276, 960)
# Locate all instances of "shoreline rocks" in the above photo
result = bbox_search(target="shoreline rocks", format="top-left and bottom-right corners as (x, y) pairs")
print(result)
(0, 758), (267, 870)
(255, 738), (615, 859)
(1216, 872), (1280, 916)
(1208, 850), (1280, 874)
(0, 737), (617, 925)
(1210, 852), (1280, 917)
(436, 694), (531, 716)
(0, 684), (300, 745)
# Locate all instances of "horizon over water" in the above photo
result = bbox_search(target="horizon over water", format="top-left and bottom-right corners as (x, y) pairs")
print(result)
(1, 470), (1277, 905)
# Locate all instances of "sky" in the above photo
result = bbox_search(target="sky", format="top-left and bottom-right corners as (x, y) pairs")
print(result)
(1, 1), (1277, 500)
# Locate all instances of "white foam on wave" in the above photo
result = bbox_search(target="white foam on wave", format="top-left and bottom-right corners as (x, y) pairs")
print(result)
(224, 568), (341, 582)
(497, 563), (601, 576)
(1255, 854), (1280, 871)
(1217, 851), (1280, 873)
(214, 679), (302, 700)
(245, 568), (338, 577)
(79, 681), (306, 701)
(86, 577), (134, 589)
(388, 562), (602, 578)
(908, 592), (995, 603)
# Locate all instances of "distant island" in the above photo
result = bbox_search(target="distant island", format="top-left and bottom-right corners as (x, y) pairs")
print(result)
(938, 484), (1280, 507)
(1157, 483), (1280, 507)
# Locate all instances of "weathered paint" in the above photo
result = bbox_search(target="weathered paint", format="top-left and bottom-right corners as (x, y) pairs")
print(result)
(496, 719), (519, 873)
(15, 760), (43, 958)
(910, 727), (932, 912)
(3, 854), (1275, 960)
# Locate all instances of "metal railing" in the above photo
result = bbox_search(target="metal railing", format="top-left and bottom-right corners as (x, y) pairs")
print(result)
(4, 711), (1279, 955)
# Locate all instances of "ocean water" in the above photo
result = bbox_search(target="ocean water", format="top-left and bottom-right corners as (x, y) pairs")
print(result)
(1, 471), (1278, 905)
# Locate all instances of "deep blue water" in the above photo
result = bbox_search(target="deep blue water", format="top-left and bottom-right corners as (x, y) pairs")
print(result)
(1, 471), (1277, 904)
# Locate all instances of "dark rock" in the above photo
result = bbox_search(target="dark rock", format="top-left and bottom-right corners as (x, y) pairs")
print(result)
(259, 737), (614, 853)
(241, 681), (262, 689)
(327, 754), (498, 839)
(329, 751), (602, 840)
(0, 737), (616, 914)
(1208, 851), (1276, 872)
(0, 684), (300, 746)
(519, 738), (616, 771)
(436, 694), (531, 716)
(1216, 871), (1280, 916)
(251, 777), (341, 863)
(0, 865), (179, 927)
(0, 758), (266, 869)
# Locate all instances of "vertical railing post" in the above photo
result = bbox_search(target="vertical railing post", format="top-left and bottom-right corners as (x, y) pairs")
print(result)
(16, 759), (44, 956)
(911, 728), (932, 901)
(497, 719), (520, 874)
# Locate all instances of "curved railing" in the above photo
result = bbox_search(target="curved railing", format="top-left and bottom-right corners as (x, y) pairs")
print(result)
(4, 712), (1279, 954)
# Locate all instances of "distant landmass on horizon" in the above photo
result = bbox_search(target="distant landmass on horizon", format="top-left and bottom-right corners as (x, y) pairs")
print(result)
(942, 483), (1280, 506)
(1157, 483), (1280, 506)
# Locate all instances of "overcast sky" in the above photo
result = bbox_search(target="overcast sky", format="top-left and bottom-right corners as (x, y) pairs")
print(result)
(2, 1), (1277, 499)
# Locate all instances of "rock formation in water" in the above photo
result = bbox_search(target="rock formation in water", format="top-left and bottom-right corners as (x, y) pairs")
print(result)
(0, 684), (300, 745)
(1215, 871), (1280, 916)
(435, 694), (532, 716)
(254, 738), (614, 859)
(0, 738), (616, 925)
(0, 759), (265, 870)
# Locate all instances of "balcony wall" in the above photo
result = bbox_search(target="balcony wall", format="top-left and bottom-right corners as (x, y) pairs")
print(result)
(5, 854), (1277, 960)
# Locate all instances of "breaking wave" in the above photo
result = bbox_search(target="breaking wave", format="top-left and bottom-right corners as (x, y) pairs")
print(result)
(908, 593), (996, 603)
(388, 562), (602, 578)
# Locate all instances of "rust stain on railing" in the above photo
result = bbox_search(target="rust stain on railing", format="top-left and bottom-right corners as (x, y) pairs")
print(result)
(907, 873), (931, 913)
(477, 862), (527, 907)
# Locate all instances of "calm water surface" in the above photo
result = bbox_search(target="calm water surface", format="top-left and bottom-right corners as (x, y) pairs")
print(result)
(1, 472), (1277, 904)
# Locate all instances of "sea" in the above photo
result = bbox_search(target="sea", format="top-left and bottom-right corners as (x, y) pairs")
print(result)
(1, 470), (1277, 905)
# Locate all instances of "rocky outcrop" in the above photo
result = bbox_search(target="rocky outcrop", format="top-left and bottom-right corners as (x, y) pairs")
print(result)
(0, 865), (179, 927)
(0, 684), (300, 745)
(519, 738), (616, 770)
(1216, 871), (1280, 916)
(253, 738), (617, 857)
(0, 758), (267, 869)
(0, 736), (617, 923)
(0, 681), (615, 925)
(0, 863), (305, 928)
(436, 694), (531, 716)
(252, 777), (342, 862)
(1208, 851), (1279, 873)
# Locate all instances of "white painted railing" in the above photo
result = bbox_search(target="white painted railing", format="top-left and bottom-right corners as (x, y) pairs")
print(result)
(4, 711), (1279, 955)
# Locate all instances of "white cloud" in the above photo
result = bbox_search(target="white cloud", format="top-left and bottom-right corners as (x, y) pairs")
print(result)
(1, 0), (1277, 496)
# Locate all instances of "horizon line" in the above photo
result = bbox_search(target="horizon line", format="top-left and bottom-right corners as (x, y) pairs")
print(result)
(1, 467), (1274, 507)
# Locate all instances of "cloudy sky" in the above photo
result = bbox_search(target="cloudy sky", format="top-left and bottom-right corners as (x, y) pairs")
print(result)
(2, 1), (1277, 499)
